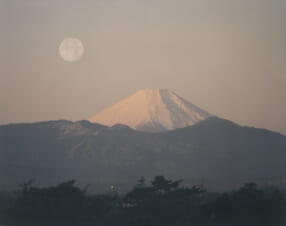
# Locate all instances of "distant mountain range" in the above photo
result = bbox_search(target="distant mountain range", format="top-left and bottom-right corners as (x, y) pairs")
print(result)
(1, 117), (286, 192)
(89, 89), (211, 132)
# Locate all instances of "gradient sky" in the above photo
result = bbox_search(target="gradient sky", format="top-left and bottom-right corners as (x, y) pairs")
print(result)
(1, 0), (286, 134)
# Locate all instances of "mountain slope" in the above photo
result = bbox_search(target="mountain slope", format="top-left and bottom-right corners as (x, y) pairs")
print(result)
(0, 118), (286, 191)
(89, 89), (212, 132)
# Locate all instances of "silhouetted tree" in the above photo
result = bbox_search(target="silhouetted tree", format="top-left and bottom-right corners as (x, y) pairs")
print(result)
(2, 177), (285, 226)
(151, 176), (182, 194)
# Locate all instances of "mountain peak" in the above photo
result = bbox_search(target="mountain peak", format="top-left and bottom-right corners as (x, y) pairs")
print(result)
(89, 89), (212, 132)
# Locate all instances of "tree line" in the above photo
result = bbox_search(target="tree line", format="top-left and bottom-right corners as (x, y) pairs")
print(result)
(0, 176), (285, 226)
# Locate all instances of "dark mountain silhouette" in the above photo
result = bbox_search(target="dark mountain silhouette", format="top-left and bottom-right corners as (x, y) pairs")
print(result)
(0, 117), (285, 191)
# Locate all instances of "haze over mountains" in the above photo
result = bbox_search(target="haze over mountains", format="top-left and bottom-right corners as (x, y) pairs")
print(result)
(89, 89), (211, 132)
(0, 90), (286, 192)
(0, 120), (286, 192)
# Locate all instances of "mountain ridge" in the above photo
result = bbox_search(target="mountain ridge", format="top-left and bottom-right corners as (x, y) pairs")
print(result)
(1, 117), (286, 191)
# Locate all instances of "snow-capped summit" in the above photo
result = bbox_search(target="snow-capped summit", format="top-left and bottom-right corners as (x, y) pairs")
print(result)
(89, 89), (212, 132)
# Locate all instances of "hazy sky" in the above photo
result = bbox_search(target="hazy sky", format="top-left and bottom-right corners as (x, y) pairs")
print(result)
(1, 0), (286, 134)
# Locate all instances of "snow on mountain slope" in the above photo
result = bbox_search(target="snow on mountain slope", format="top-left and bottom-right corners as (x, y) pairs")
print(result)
(89, 89), (212, 132)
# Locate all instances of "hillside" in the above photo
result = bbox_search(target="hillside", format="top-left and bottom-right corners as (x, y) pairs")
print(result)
(0, 117), (285, 191)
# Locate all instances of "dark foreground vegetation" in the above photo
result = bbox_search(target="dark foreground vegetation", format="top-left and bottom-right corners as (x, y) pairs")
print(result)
(1, 176), (285, 226)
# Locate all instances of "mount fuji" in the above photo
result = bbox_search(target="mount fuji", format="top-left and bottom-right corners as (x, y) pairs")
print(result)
(89, 89), (212, 132)
(1, 88), (286, 191)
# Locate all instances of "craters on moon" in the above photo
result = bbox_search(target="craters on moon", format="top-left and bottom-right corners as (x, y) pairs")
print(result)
(59, 38), (84, 62)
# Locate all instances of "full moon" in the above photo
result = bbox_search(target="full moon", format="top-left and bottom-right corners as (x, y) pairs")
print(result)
(59, 38), (84, 62)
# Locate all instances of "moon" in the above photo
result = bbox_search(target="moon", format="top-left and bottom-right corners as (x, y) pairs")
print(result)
(59, 38), (84, 62)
